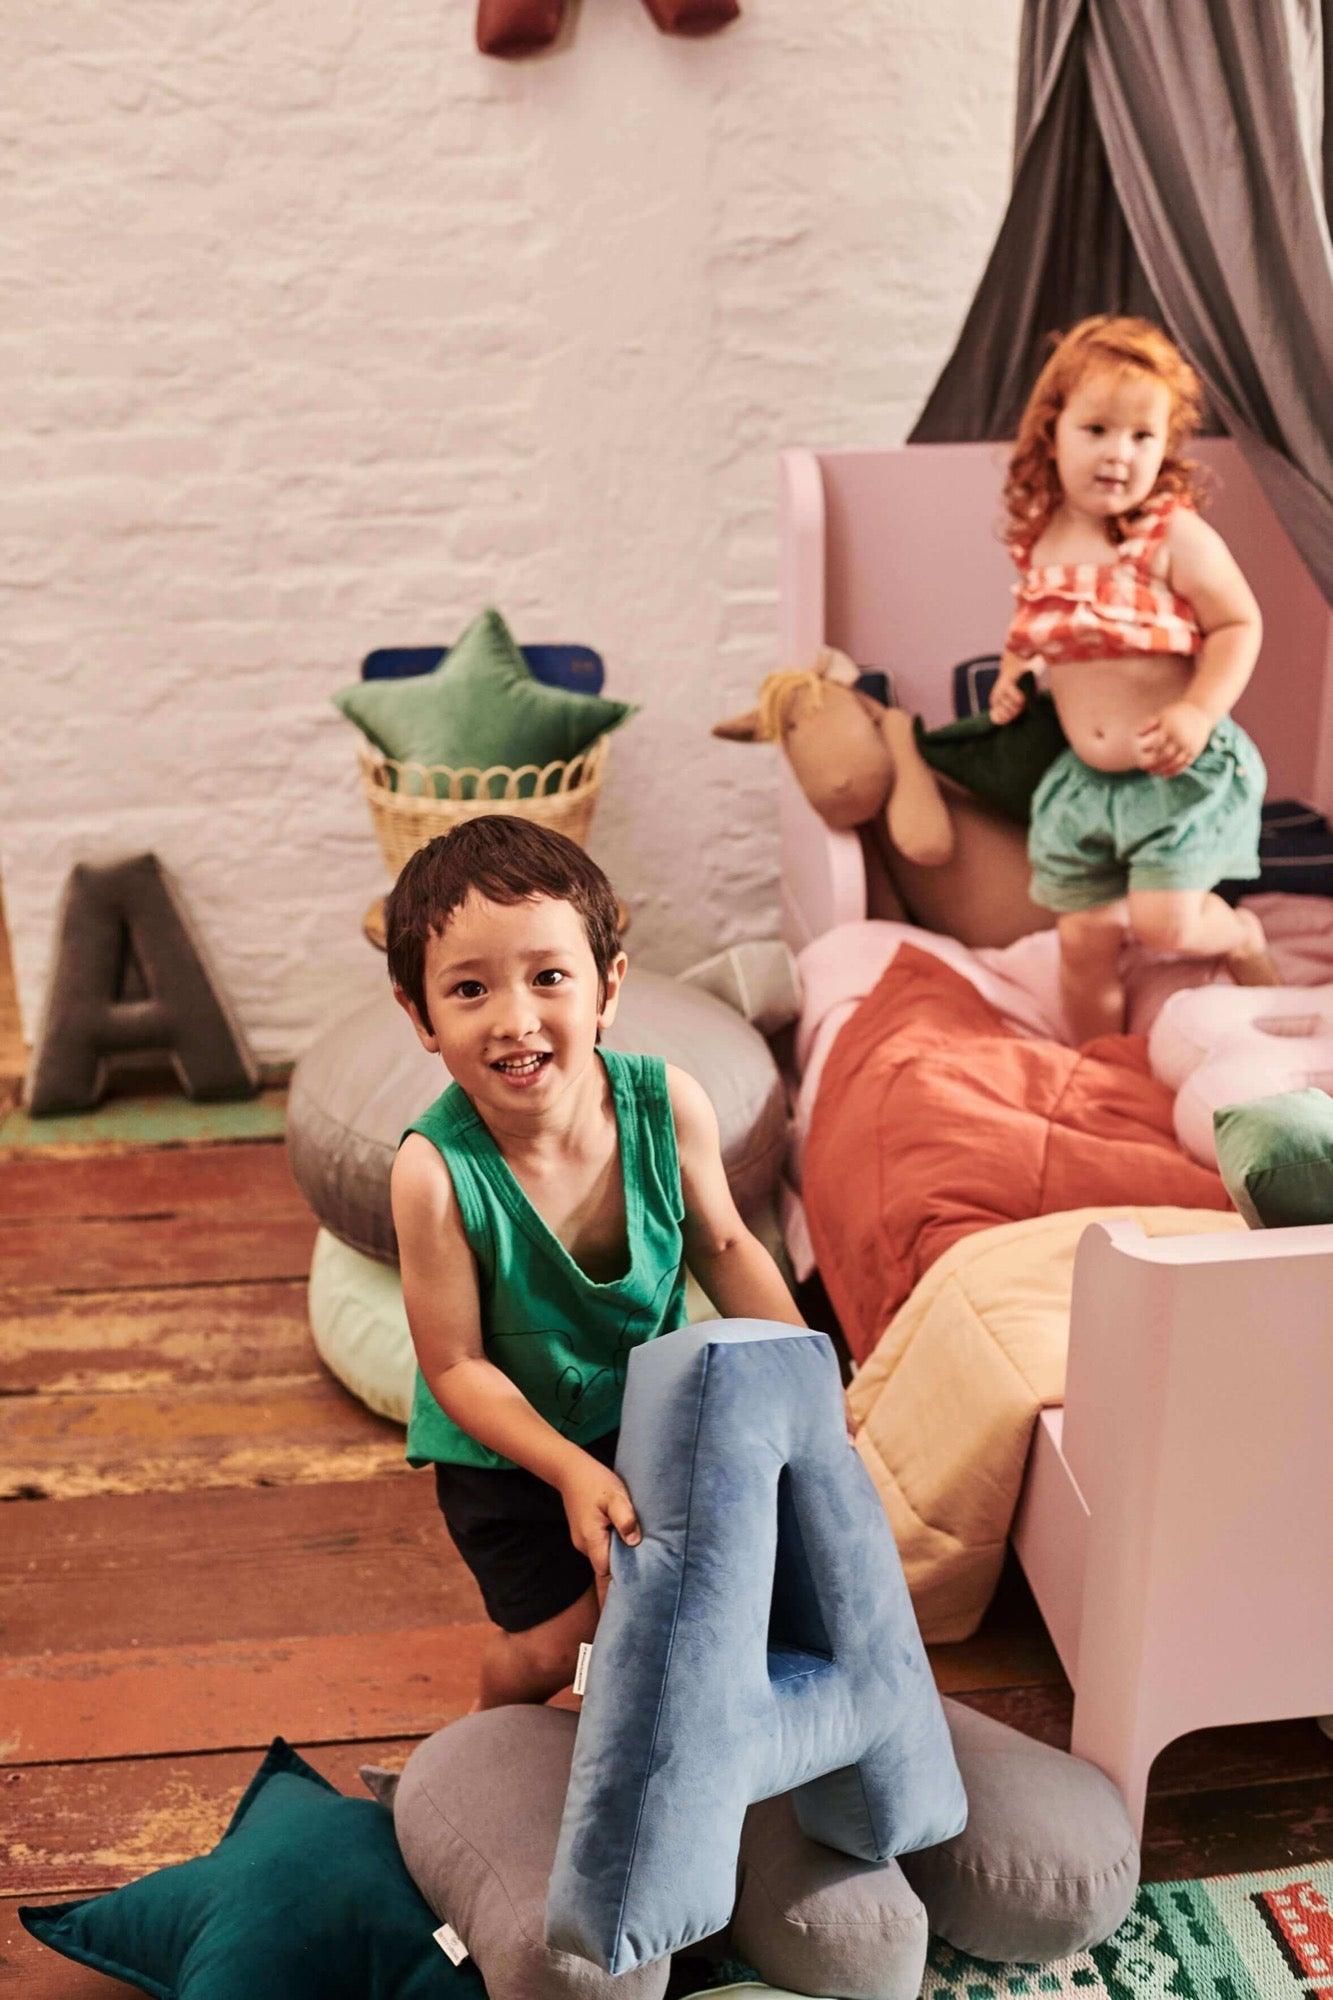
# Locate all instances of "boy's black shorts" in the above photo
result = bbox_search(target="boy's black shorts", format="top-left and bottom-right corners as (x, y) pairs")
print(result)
(433, 1427), (620, 1635)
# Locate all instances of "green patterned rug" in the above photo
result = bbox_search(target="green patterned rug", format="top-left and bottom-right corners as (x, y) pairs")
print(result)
(922, 1863), (1333, 2000)
(679, 1860), (1333, 1999)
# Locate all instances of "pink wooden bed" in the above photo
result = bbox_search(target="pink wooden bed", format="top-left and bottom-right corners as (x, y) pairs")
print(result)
(778, 440), (1333, 1831)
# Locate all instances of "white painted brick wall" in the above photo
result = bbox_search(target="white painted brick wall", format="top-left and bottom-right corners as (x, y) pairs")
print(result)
(1, 0), (1019, 1065)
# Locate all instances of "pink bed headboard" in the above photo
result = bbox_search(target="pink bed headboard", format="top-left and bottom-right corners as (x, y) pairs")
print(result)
(779, 440), (1333, 803)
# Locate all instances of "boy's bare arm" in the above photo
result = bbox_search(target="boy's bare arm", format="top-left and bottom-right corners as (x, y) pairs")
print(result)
(391, 1137), (640, 1567)
(666, 1066), (805, 1327)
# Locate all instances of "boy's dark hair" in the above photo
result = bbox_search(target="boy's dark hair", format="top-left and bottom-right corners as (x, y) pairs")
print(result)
(385, 815), (622, 1026)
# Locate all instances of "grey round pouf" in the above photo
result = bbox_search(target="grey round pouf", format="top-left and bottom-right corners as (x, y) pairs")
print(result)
(901, 1698), (1139, 1962)
(307, 1228), (417, 1425)
(287, 971), (788, 1262)
(364, 1695), (1139, 2000)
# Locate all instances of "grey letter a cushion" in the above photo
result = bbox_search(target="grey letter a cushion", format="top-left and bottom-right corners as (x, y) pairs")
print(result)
(731, 1794), (928, 2000)
(372, 1693), (1139, 1996)
(383, 1706), (668, 2000)
(901, 1698), (1139, 1961)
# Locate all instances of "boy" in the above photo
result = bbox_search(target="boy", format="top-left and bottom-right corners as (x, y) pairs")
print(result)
(386, 815), (805, 1709)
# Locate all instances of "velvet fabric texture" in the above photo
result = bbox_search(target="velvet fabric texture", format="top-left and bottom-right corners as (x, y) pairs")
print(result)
(21, 1739), (485, 2000)
(899, 1699), (1138, 1961)
(374, 1695), (1139, 1998)
(545, 1319), (967, 1975)
(26, 853), (260, 1117)
(916, 675), (1067, 825)
(1213, 1086), (1333, 1229)
(368, 1709), (670, 2000)
(332, 607), (633, 798)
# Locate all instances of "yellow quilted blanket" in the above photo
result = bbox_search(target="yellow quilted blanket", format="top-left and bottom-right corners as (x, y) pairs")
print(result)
(846, 1204), (1245, 1644)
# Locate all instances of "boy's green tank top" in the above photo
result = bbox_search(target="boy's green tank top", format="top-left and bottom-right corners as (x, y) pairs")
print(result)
(402, 1049), (689, 1470)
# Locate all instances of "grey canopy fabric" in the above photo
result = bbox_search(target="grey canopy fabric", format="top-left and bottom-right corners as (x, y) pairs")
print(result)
(911, 0), (1333, 602)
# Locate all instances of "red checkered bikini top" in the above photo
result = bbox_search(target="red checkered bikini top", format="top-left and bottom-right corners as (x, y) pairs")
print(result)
(1006, 492), (1202, 666)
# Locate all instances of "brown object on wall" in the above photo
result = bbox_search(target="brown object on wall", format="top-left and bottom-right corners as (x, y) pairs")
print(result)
(476, 0), (567, 56)
(638, 0), (740, 31)
(476, 0), (738, 56)
(869, 780), (1056, 950)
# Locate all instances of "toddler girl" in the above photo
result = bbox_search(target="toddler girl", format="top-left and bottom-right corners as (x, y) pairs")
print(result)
(990, 315), (1277, 1043)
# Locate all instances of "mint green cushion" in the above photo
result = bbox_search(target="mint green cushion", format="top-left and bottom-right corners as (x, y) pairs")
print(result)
(333, 607), (635, 798)
(20, 1738), (485, 1999)
(916, 675), (1066, 824)
(1213, 1087), (1333, 1229)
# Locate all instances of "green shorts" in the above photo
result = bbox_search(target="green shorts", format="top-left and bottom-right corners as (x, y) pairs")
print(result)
(1028, 717), (1265, 913)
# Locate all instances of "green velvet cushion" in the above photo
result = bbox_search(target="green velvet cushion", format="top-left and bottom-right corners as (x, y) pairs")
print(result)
(333, 607), (634, 798)
(1213, 1087), (1333, 1229)
(20, 1738), (485, 2000)
(916, 675), (1066, 823)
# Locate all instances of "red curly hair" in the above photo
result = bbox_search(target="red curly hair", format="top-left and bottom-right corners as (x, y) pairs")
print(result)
(1002, 316), (1207, 549)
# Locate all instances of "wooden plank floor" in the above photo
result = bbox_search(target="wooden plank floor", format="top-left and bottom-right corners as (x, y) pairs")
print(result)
(2, 1136), (1331, 1997)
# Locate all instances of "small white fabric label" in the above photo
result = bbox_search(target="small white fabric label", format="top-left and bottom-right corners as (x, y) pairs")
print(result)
(572, 1640), (593, 1696)
(433, 1922), (469, 1966)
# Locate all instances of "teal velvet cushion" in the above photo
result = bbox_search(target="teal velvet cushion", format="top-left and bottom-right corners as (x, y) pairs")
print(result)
(20, 1738), (485, 2000)
(333, 607), (635, 797)
(546, 1319), (966, 1977)
(916, 674), (1066, 823)
(1213, 1086), (1333, 1228)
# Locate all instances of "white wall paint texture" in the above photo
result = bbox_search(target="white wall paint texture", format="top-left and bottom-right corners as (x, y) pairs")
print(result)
(2, 0), (1020, 1064)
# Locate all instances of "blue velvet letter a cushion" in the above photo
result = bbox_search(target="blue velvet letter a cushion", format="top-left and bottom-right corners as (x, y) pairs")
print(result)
(545, 1319), (967, 1974)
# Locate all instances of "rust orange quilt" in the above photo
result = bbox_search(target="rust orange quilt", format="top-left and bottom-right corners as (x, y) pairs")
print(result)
(804, 944), (1231, 1363)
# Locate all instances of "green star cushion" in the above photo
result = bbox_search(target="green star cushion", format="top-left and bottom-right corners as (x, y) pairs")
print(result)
(333, 607), (635, 798)
(19, 1738), (486, 2000)
(915, 675), (1067, 824)
(1213, 1086), (1333, 1229)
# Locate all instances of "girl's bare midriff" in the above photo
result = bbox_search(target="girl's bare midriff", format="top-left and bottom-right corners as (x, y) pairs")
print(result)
(1047, 654), (1196, 772)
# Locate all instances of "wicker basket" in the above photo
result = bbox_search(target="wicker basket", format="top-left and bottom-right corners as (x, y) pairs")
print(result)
(356, 733), (611, 878)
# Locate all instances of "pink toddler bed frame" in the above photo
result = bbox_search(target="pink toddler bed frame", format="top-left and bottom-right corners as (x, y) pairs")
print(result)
(778, 440), (1333, 1832)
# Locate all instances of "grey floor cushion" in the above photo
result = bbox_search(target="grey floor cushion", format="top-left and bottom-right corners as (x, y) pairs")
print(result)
(731, 1794), (928, 2000)
(307, 1228), (418, 1425)
(900, 1698), (1140, 1962)
(364, 1707), (670, 2000)
(288, 971), (787, 1261)
(364, 1691), (1139, 1997)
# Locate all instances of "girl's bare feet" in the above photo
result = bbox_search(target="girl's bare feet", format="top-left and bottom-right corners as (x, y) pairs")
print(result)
(1225, 906), (1281, 987)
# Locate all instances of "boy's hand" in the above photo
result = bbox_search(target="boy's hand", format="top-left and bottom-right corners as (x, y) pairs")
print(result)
(1136, 700), (1211, 777)
(989, 676), (1027, 724)
(559, 1452), (641, 1579)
